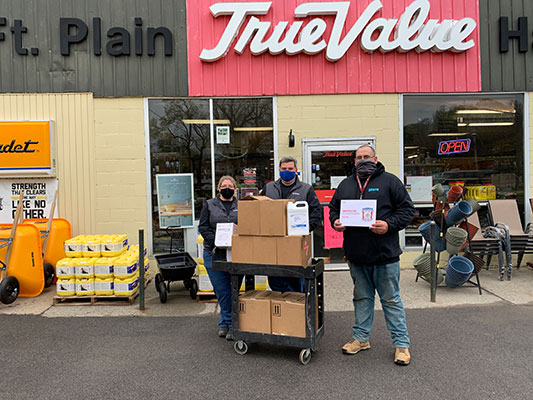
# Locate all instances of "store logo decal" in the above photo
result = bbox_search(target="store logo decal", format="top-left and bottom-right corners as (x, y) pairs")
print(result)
(200, 0), (477, 62)
(0, 139), (38, 153)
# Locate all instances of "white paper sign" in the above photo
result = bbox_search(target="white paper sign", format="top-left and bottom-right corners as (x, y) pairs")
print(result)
(0, 178), (58, 223)
(330, 176), (346, 189)
(215, 223), (238, 248)
(216, 126), (230, 144)
(406, 176), (432, 203)
(340, 199), (377, 227)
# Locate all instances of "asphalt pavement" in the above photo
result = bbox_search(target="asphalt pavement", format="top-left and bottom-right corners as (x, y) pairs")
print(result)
(1, 303), (532, 400)
(1, 266), (533, 399)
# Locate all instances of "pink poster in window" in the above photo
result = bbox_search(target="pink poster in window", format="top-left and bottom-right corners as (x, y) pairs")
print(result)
(324, 206), (344, 249)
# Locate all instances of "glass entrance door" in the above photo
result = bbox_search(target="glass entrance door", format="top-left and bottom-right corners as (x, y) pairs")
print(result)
(302, 138), (375, 267)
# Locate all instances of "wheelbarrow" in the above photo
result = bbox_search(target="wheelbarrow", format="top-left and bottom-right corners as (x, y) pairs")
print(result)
(24, 190), (72, 288)
(0, 192), (26, 304)
(154, 226), (198, 303)
(0, 218), (20, 304)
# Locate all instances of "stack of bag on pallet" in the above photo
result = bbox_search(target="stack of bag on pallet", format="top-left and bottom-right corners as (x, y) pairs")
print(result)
(56, 235), (149, 297)
(238, 290), (318, 337)
(230, 196), (312, 267)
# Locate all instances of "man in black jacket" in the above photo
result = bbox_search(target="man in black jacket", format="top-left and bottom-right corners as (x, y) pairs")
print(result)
(329, 145), (415, 366)
(261, 156), (322, 292)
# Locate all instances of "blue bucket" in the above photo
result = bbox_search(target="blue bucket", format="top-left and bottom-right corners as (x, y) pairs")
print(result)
(445, 256), (474, 287)
(418, 221), (446, 252)
(446, 201), (473, 227)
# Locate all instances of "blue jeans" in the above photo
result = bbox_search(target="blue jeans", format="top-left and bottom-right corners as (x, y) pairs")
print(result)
(348, 261), (410, 348)
(203, 250), (242, 328)
(268, 276), (304, 293)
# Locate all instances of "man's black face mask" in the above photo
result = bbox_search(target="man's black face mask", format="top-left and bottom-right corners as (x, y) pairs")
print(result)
(355, 159), (377, 179)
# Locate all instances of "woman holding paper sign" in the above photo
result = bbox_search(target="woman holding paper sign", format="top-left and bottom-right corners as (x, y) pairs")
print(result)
(329, 145), (415, 366)
(198, 175), (241, 340)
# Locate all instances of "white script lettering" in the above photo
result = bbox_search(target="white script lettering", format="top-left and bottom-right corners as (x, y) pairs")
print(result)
(199, 0), (477, 62)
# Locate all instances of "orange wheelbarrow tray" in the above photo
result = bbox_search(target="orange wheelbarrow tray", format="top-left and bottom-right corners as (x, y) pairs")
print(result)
(0, 224), (45, 301)
(24, 218), (71, 285)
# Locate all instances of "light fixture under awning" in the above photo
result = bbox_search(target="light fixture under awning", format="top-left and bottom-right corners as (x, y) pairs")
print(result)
(428, 132), (469, 137)
(457, 122), (514, 127)
(181, 119), (230, 124)
(233, 127), (273, 132)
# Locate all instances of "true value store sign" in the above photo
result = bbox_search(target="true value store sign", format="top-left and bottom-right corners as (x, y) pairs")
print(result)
(187, 0), (481, 96)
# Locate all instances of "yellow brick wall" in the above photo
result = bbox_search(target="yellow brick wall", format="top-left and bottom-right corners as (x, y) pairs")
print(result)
(277, 94), (401, 175)
(277, 94), (416, 265)
(0, 93), (96, 235)
(0, 94), (148, 244)
(93, 98), (147, 241)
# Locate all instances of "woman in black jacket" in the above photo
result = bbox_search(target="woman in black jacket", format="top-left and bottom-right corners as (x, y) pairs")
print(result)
(198, 176), (240, 340)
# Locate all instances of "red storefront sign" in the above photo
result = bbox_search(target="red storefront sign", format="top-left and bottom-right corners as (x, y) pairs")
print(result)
(187, 0), (481, 96)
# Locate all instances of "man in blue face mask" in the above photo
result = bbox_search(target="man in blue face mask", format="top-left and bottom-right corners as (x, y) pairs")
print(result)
(260, 156), (322, 292)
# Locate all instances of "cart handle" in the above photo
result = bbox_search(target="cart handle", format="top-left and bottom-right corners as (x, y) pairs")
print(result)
(165, 226), (182, 254)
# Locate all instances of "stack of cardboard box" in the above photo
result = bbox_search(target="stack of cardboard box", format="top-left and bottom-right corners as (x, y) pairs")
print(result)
(238, 290), (313, 338)
(232, 196), (312, 267)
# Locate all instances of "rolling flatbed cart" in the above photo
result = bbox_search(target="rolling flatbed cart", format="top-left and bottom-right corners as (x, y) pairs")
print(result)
(212, 259), (325, 365)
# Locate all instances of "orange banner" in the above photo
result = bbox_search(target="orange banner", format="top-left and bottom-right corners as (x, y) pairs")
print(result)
(0, 121), (53, 173)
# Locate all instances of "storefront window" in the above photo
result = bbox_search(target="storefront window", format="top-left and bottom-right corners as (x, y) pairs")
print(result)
(148, 98), (274, 253)
(213, 98), (274, 195)
(403, 94), (525, 248)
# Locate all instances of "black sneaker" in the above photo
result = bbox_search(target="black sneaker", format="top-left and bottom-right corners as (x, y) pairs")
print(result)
(225, 329), (234, 341)
(218, 326), (229, 338)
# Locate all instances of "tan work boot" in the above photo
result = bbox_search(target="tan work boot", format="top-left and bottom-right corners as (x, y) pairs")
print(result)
(342, 339), (371, 355)
(394, 347), (411, 365)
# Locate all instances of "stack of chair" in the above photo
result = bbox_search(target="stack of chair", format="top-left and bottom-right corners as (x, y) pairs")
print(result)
(488, 200), (533, 280)
(467, 212), (508, 280)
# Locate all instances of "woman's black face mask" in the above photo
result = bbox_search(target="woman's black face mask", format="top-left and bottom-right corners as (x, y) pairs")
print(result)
(220, 188), (235, 200)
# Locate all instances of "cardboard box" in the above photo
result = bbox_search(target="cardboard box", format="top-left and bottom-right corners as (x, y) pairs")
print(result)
(238, 290), (273, 334)
(232, 235), (278, 265)
(238, 196), (294, 236)
(276, 235), (312, 266)
(231, 235), (254, 264)
(253, 236), (277, 264)
(238, 196), (268, 235)
(271, 292), (306, 338)
(215, 223), (238, 248)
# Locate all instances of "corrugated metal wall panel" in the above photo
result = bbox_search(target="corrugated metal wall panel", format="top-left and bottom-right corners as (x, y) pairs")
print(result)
(0, 0), (188, 97)
(187, 0), (481, 96)
(481, 0), (533, 91)
(0, 93), (95, 236)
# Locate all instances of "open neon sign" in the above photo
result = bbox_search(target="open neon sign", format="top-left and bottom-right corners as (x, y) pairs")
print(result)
(438, 139), (471, 155)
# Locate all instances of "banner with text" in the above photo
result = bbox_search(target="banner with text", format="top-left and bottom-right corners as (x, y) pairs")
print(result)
(0, 179), (59, 223)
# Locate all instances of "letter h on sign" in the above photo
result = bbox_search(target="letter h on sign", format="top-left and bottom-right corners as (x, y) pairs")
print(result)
(500, 17), (528, 53)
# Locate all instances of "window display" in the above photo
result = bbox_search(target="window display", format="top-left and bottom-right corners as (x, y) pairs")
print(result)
(403, 94), (525, 248)
(148, 98), (274, 254)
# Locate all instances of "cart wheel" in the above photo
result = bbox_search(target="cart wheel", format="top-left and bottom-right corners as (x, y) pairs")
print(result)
(158, 282), (167, 303)
(0, 276), (19, 305)
(189, 279), (198, 299)
(299, 348), (312, 365)
(183, 278), (191, 290)
(155, 274), (163, 292)
(234, 340), (248, 355)
(43, 263), (55, 288)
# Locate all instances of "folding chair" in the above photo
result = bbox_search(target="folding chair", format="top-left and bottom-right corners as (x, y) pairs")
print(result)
(467, 212), (508, 279)
(487, 200), (533, 278)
